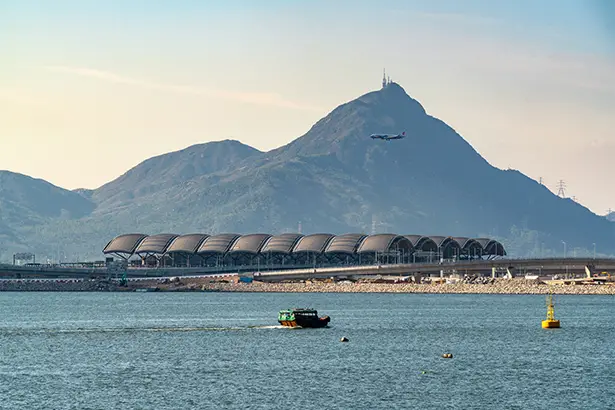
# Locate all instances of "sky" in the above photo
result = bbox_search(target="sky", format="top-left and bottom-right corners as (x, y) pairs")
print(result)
(1, 0), (614, 215)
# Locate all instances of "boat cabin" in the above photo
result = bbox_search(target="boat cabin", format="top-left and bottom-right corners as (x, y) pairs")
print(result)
(279, 308), (318, 320)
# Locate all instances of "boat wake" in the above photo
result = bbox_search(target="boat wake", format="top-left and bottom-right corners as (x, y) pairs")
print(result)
(1, 324), (289, 335)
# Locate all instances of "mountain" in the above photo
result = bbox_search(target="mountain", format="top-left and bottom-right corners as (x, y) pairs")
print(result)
(1, 82), (614, 261)
(0, 171), (95, 257)
(0, 171), (94, 224)
(608, 212), (615, 222)
(92, 139), (262, 213)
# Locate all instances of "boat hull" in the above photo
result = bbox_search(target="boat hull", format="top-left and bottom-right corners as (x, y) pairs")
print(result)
(279, 316), (330, 328)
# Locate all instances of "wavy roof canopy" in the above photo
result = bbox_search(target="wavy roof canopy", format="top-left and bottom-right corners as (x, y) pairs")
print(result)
(454, 237), (483, 252)
(261, 233), (304, 254)
(325, 233), (368, 254)
(134, 234), (179, 255)
(103, 234), (147, 255)
(475, 238), (507, 256)
(166, 234), (210, 254)
(292, 234), (335, 254)
(404, 235), (438, 252)
(102, 233), (507, 258)
(357, 234), (413, 254)
(228, 234), (272, 255)
(197, 234), (241, 254)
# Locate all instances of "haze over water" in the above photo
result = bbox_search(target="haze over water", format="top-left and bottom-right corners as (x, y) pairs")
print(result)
(1, 292), (613, 409)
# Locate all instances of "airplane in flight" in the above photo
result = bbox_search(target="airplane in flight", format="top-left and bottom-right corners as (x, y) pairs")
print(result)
(370, 131), (406, 141)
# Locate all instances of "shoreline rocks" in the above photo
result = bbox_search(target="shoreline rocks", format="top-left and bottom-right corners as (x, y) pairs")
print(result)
(1, 277), (615, 295)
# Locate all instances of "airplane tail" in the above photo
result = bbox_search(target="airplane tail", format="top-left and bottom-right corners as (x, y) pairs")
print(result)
(402, 131), (405, 136)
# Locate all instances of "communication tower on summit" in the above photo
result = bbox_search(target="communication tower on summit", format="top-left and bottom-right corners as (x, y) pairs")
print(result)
(556, 180), (566, 197)
(382, 69), (392, 88)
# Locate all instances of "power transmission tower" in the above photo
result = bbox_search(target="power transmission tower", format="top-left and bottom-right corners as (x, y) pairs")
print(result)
(556, 180), (566, 198)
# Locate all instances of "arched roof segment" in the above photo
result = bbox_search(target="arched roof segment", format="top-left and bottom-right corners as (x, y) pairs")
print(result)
(292, 234), (335, 253)
(357, 234), (413, 253)
(165, 234), (210, 254)
(440, 237), (461, 250)
(477, 239), (506, 256)
(197, 234), (241, 254)
(429, 236), (448, 248)
(453, 237), (471, 249)
(103, 233), (147, 255)
(325, 233), (368, 254)
(228, 234), (273, 254)
(260, 233), (304, 254)
(403, 235), (437, 251)
(454, 237), (483, 252)
(134, 234), (179, 255)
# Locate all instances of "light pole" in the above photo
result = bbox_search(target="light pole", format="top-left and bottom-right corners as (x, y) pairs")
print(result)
(562, 240), (568, 278)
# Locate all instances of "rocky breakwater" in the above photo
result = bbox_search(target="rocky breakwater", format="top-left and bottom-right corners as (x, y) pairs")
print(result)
(0, 279), (127, 292)
(198, 278), (615, 295)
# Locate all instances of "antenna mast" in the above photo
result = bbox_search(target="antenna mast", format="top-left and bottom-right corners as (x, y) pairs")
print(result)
(556, 180), (566, 198)
(382, 68), (387, 88)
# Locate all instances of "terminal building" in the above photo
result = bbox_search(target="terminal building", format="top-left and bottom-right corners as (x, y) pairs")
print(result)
(103, 232), (506, 270)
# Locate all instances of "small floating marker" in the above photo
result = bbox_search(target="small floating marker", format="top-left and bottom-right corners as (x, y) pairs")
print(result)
(340, 336), (349, 342)
(441, 353), (453, 359)
(541, 293), (561, 329)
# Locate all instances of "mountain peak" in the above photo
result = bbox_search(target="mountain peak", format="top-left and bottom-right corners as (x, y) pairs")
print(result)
(357, 81), (426, 116)
(270, 81), (432, 161)
(92, 139), (262, 209)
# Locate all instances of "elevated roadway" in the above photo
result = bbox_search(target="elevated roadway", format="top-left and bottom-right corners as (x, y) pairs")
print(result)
(1, 257), (614, 281)
(253, 258), (615, 281)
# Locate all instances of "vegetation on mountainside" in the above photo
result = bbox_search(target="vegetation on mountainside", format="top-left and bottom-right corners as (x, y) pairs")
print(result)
(1, 83), (614, 261)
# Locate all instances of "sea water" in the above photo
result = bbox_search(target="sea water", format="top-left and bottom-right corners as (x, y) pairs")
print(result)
(0, 292), (613, 409)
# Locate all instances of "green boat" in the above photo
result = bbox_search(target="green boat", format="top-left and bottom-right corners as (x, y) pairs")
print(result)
(278, 308), (330, 328)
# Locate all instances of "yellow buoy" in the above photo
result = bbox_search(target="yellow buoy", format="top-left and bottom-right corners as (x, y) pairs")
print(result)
(541, 294), (560, 328)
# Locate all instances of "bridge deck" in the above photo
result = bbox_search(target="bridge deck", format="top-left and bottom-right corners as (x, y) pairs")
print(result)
(1, 258), (614, 280)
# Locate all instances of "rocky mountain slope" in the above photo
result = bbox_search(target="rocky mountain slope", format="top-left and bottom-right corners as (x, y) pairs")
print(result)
(1, 82), (614, 261)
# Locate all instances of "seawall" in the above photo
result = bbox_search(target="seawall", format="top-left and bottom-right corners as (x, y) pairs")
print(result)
(2, 278), (615, 294)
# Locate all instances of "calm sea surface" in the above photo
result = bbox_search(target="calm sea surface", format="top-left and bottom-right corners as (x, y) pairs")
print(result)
(0, 292), (613, 409)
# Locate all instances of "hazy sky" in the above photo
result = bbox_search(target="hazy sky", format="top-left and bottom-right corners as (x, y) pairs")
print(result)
(2, 0), (614, 214)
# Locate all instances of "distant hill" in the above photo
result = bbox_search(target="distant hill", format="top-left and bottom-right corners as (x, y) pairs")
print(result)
(92, 139), (262, 213)
(0, 171), (94, 224)
(0, 171), (95, 258)
(1, 83), (614, 261)
(607, 212), (615, 222)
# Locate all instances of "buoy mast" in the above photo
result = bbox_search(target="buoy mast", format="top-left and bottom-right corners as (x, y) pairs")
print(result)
(541, 293), (560, 328)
